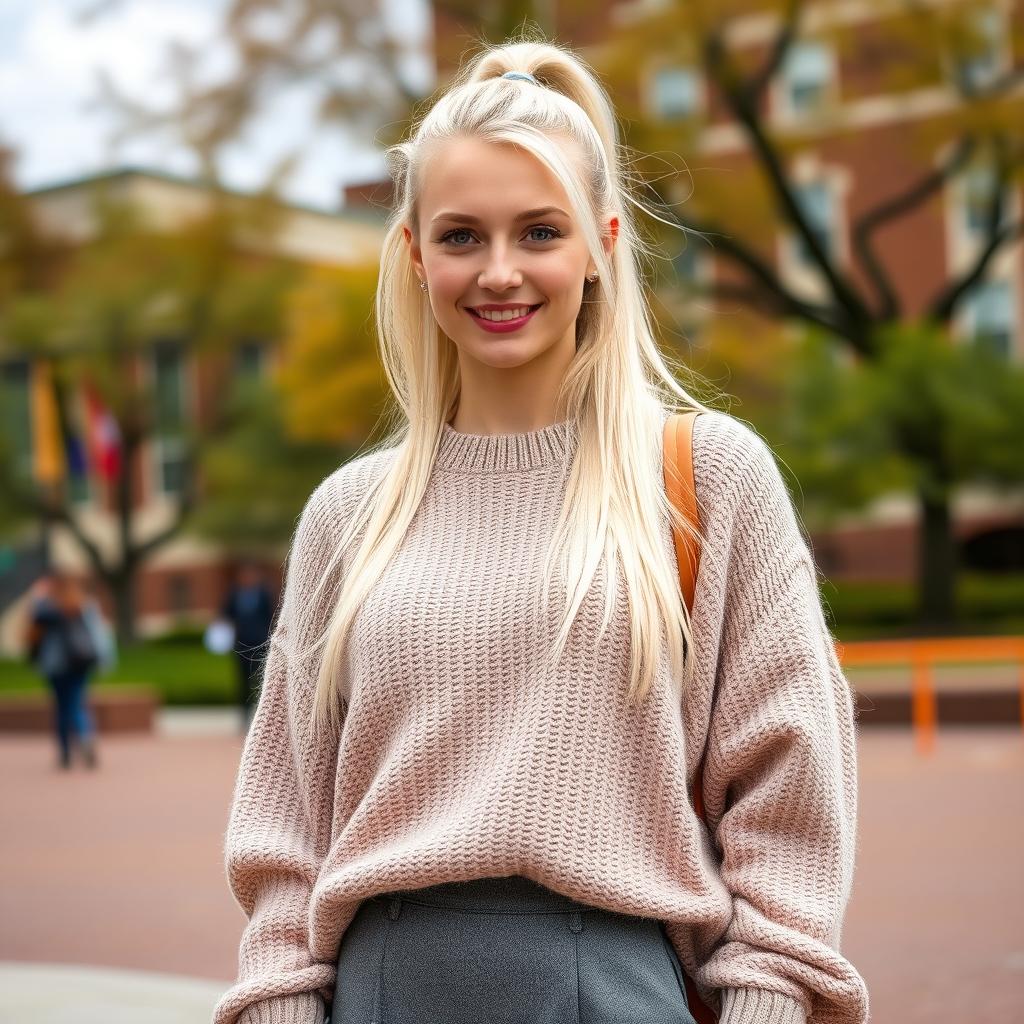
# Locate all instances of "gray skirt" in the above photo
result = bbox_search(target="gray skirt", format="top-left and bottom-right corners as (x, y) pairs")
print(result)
(329, 875), (696, 1024)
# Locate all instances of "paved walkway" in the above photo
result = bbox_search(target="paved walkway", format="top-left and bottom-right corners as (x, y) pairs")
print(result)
(0, 962), (225, 1024)
(0, 718), (1022, 1023)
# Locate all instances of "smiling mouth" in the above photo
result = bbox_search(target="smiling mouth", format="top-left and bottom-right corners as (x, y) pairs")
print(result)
(468, 303), (543, 323)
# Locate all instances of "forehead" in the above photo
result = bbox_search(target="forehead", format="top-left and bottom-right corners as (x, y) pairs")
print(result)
(416, 136), (579, 226)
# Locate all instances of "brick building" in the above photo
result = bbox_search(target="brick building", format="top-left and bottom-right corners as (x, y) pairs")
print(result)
(0, 168), (387, 653)
(3, 2), (1023, 653)
(421, 0), (1024, 582)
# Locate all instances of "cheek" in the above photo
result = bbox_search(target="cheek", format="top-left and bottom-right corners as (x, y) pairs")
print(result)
(538, 266), (586, 308)
(535, 250), (588, 302)
(426, 262), (470, 301)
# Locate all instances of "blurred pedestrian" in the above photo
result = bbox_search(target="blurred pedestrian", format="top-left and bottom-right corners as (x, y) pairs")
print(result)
(218, 560), (276, 733)
(24, 570), (114, 771)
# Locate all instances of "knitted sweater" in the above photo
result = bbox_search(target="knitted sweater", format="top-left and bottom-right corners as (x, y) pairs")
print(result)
(213, 409), (868, 1024)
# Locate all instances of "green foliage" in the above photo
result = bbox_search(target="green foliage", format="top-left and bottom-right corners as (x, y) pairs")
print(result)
(821, 572), (1024, 641)
(0, 637), (239, 705)
(187, 374), (350, 551)
(762, 321), (1024, 528)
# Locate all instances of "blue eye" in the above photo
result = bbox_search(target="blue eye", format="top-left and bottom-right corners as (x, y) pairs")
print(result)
(437, 225), (563, 246)
(440, 228), (475, 245)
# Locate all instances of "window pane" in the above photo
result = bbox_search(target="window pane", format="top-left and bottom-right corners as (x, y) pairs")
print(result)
(967, 280), (1013, 358)
(154, 340), (184, 431)
(963, 163), (1010, 235)
(159, 436), (187, 495)
(794, 181), (834, 264)
(236, 340), (265, 381)
(653, 66), (699, 119)
(954, 8), (1002, 90)
(672, 241), (701, 284)
(784, 42), (832, 111)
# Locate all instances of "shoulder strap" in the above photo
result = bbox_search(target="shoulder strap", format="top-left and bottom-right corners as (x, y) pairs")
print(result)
(663, 410), (720, 1024)
(663, 411), (702, 613)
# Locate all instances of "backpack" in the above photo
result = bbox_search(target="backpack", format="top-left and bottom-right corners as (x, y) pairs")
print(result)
(663, 410), (717, 1024)
(60, 609), (101, 675)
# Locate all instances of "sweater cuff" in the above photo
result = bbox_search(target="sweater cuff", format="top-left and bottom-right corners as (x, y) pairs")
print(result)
(718, 988), (807, 1024)
(237, 992), (325, 1024)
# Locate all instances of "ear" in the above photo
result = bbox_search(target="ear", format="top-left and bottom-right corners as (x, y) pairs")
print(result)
(403, 224), (425, 281)
(603, 215), (619, 258)
(587, 215), (620, 279)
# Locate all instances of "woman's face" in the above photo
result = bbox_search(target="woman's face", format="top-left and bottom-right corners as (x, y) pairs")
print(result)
(403, 135), (616, 372)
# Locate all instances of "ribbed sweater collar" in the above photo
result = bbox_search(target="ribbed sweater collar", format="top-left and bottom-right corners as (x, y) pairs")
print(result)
(435, 417), (579, 473)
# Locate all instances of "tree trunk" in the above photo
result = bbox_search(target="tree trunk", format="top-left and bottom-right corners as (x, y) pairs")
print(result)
(916, 487), (957, 631)
(111, 569), (139, 648)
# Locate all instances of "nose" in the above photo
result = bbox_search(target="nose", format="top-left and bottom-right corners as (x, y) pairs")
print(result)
(477, 242), (523, 292)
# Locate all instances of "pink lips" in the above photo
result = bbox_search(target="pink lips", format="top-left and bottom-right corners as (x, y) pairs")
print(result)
(466, 304), (542, 333)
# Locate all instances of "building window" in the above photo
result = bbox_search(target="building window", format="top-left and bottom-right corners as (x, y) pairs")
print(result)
(792, 181), (836, 266)
(951, 7), (1005, 92)
(152, 339), (188, 496)
(650, 65), (701, 120)
(963, 162), (1011, 237)
(963, 279), (1014, 358)
(236, 339), (266, 381)
(671, 238), (703, 287)
(781, 41), (835, 116)
(0, 359), (33, 480)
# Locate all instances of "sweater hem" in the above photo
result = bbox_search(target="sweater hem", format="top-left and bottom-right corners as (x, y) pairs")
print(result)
(718, 987), (807, 1024)
(236, 991), (325, 1024)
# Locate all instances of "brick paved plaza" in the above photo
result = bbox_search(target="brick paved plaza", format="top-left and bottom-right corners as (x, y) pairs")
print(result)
(0, 721), (1021, 1023)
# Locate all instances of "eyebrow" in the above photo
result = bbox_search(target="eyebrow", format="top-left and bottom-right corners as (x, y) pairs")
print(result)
(430, 206), (570, 226)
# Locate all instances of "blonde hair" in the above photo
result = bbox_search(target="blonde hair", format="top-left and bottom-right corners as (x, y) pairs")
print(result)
(304, 33), (718, 737)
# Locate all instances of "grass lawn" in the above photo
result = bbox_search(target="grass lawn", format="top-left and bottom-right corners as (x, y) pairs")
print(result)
(0, 636), (244, 705)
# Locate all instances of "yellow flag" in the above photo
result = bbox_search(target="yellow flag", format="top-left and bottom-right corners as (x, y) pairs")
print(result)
(31, 359), (66, 485)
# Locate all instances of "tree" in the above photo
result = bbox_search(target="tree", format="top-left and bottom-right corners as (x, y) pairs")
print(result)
(0, 168), (306, 644)
(84, 1), (579, 189)
(601, 0), (1024, 625)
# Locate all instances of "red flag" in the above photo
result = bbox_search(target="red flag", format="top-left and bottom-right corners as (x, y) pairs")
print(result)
(83, 379), (122, 483)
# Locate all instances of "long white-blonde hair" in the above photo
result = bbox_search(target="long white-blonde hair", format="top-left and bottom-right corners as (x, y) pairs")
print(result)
(302, 33), (718, 738)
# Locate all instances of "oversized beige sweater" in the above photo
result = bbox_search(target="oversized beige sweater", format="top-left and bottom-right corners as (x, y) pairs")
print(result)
(213, 409), (869, 1024)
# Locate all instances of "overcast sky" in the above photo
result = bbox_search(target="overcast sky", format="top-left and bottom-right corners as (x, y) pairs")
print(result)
(0, 0), (433, 212)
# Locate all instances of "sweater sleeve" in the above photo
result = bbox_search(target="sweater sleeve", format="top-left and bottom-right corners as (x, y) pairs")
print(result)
(699, 428), (869, 1024)
(212, 479), (345, 1024)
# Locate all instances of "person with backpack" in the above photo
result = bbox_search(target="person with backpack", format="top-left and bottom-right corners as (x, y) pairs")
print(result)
(25, 570), (113, 771)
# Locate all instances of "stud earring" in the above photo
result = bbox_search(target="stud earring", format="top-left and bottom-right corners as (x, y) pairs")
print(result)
(586, 272), (599, 283)
(420, 279), (428, 291)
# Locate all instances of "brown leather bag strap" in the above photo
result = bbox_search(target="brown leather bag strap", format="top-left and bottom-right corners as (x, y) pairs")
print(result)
(663, 410), (719, 1024)
(663, 411), (705, 826)
(663, 411), (702, 614)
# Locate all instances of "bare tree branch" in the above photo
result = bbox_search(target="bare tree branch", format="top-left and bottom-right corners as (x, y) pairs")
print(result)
(748, 0), (805, 99)
(853, 135), (978, 320)
(929, 136), (1023, 323)
(680, 216), (865, 348)
(699, 278), (844, 335)
(2, 475), (109, 579)
(700, 43), (874, 335)
(88, 0), (421, 185)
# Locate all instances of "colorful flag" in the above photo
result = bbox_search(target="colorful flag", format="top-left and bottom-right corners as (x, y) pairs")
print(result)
(66, 388), (91, 484)
(83, 379), (123, 483)
(30, 359), (65, 486)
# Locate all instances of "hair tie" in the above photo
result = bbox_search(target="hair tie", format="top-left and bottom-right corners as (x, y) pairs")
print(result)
(501, 70), (539, 86)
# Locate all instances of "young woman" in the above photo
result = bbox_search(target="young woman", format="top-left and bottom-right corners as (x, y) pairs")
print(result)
(213, 37), (868, 1024)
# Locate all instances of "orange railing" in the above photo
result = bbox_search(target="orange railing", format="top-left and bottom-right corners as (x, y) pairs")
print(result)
(836, 636), (1024, 753)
